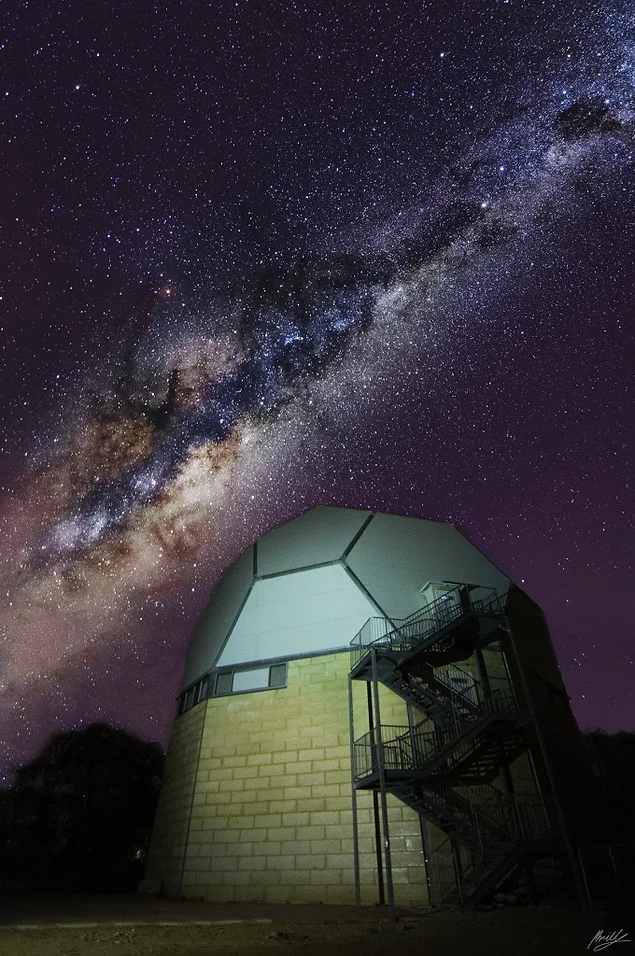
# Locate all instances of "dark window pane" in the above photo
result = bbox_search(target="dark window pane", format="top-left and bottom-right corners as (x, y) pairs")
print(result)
(269, 663), (287, 688)
(197, 677), (209, 702)
(215, 672), (233, 695)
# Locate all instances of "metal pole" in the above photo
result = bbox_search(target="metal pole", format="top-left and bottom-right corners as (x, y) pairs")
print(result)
(348, 674), (361, 908)
(411, 698), (433, 906)
(578, 848), (592, 905)
(371, 648), (395, 920)
(459, 584), (471, 616)
(474, 647), (492, 704)
(501, 760), (523, 840)
(607, 845), (625, 904)
(452, 842), (464, 906)
(179, 701), (207, 896)
(367, 683), (385, 905)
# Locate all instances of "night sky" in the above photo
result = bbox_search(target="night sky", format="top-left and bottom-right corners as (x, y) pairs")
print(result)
(1, 0), (634, 782)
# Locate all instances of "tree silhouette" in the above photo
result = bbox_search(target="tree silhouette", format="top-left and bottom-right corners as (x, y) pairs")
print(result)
(0, 723), (164, 891)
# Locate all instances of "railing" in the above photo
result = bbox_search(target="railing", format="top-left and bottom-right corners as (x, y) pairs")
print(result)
(578, 842), (635, 904)
(429, 832), (501, 906)
(429, 793), (559, 905)
(350, 585), (505, 670)
(426, 780), (518, 849)
(352, 675), (526, 781)
(409, 664), (527, 727)
(429, 836), (462, 904)
(353, 724), (414, 778)
(428, 781), (556, 849)
(514, 793), (558, 841)
(349, 616), (402, 669)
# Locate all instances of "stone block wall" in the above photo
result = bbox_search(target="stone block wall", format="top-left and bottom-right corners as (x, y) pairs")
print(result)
(141, 651), (428, 904)
(140, 701), (206, 897)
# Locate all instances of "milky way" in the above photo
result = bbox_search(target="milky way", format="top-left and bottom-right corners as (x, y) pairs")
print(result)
(1, 0), (634, 780)
(34, 90), (632, 562)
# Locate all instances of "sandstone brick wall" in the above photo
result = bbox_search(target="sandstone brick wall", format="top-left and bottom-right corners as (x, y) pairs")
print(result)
(142, 651), (428, 904)
(141, 701), (206, 897)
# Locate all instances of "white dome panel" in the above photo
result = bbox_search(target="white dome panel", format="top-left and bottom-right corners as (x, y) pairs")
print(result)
(346, 513), (508, 620)
(181, 506), (511, 687)
(180, 545), (254, 689)
(256, 506), (372, 576)
(217, 563), (376, 666)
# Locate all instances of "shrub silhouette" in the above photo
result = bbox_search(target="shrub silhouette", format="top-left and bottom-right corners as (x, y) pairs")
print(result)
(1, 723), (164, 891)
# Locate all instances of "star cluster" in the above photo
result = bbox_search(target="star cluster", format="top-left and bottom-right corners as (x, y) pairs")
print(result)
(1, 0), (633, 780)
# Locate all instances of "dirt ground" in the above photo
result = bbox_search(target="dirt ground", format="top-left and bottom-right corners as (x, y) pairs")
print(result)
(0, 906), (622, 956)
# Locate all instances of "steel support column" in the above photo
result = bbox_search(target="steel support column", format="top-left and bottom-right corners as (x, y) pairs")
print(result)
(348, 673), (361, 908)
(371, 647), (395, 920)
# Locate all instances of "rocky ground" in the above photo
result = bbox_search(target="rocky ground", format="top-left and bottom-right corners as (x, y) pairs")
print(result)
(0, 906), (621, 956)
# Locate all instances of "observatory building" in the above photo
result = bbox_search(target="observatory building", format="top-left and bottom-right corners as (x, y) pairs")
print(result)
(140, 507), (599, 907)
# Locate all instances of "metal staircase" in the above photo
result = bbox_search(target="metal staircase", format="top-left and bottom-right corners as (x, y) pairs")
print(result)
(430, 834), (539, 908)
(389, 779), (518, 849)
(348, 583), (561, 909)
(350, 585), (507, 677)
(352, 704), (528, 786)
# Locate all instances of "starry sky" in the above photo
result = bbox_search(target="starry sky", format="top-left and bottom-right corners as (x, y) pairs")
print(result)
(1, 0), (634, 782)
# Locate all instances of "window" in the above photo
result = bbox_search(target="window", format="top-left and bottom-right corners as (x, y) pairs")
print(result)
(232, 667), (270, 692)
(269, 663), (287, 688)
(178, 662), (288, 716)
(214, 672), (233, 695)
(196, 677), (208, 703)
(177, 675), (211, 716)
(215, 663), (288, 696)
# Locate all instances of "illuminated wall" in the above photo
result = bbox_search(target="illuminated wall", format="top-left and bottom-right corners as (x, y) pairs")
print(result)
(141, 506), (517, 904)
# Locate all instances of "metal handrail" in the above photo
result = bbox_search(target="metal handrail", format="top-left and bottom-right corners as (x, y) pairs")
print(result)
(410, 662), (527, 719)
(353, 724), (414, 777)
(352, 675), (527, 781)
(350, 585), (505, 671)
(429, 791), (558, 905)
(353, 712), (557, 845)
(429, 836), (462, 904)
(514, 792), (559, 840)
